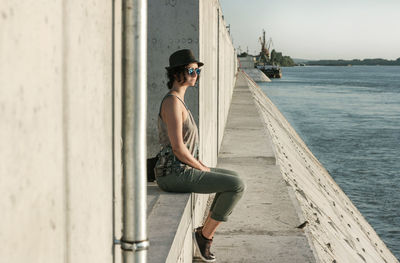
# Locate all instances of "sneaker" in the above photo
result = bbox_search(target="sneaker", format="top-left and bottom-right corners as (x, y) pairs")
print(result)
(195, 227), (216, 260)
(194, 227), (216, 262)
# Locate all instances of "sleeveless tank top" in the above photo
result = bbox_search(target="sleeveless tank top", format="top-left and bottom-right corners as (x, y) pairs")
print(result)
(154, 93), (199, 177)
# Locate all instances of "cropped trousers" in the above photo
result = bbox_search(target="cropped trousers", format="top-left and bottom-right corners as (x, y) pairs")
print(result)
(156, 166), (246, 222)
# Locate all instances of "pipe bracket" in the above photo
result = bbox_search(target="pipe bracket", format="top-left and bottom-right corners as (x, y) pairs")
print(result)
(118, 239), (150, 252)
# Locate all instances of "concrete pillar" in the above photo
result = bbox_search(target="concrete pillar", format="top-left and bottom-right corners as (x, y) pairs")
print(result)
(62, 1), (114, 262)
(0, 1), (118, 262)
(0, 1), (65, 261)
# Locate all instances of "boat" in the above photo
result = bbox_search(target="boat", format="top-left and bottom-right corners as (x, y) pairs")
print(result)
(254, 30), (282, 78)
(259, 66), (282, 79)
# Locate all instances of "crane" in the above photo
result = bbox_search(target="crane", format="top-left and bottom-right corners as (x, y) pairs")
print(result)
(258, 29), (273, 63)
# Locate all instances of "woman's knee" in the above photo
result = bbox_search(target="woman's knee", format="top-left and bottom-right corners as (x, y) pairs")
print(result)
(231, 176), (246, 193)
(215, 171), (246, 193)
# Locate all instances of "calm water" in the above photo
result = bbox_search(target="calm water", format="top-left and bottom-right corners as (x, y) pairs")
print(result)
(259, 66), (400, 259)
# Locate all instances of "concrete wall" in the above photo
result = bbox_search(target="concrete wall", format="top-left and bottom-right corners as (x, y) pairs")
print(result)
(217, 24), (237, 152)
(200, 0), (237, 159)
(0, 1), (121, 262)
(147, 0), (237, 166)
(238, 56), (255, 68)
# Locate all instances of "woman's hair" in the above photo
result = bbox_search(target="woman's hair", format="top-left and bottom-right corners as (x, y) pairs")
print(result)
(166, 65), (200, 89)
(166, 66), (186, 89)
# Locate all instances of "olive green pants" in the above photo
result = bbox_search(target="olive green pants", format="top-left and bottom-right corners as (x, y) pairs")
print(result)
(156, 167), (246, 222)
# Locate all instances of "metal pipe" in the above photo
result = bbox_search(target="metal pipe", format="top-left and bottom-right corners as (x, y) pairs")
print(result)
(121, 0), (148, 262)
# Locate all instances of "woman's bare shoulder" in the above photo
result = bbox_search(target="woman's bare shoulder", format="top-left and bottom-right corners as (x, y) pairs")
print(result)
(162, 95), (181, 109)
(161, 95), (183, 119)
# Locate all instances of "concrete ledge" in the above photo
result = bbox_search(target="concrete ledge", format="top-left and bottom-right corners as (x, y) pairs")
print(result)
(147, 183), (192, 263)
(147, 183), (209, 263)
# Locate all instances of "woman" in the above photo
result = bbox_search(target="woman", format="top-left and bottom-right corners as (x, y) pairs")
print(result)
(155, 49), (246, 262)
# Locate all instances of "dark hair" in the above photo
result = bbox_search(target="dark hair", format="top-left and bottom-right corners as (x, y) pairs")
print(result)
(166, 66), (186, 89)
(166, 65), (201, 89)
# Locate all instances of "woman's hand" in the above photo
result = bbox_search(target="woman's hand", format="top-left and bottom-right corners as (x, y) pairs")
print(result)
(200, 165), (210, 172)
(199, 160), (210, 172)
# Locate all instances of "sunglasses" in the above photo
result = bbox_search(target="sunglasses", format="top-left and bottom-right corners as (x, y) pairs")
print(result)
(186, 67), (201, 76)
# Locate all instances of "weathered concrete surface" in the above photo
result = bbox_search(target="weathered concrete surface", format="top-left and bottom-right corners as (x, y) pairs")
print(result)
(248, 73), (399, 263)
(242, 68), (271, 82)
(238, 56), (255, 69)
(211, 72), (316, 262)
(1, 1), (115, 262)
(147, 183), (193, 263)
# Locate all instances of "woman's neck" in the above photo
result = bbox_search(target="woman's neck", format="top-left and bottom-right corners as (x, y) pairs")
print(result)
(170, 83), (188, 100)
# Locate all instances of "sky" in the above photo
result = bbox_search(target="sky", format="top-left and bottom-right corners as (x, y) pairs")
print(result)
(219, 0), (400, 60)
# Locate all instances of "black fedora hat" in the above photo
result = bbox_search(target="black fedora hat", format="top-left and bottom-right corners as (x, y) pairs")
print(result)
(166, 49), (204, 70)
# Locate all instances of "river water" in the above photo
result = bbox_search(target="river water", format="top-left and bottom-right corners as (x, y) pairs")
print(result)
(259, 66), (400, 260)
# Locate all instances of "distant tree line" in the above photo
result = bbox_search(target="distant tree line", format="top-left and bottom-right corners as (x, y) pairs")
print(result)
(237, 50), (296, 67)
(270, 49), (296, 67)
(306, 58), (400, 66)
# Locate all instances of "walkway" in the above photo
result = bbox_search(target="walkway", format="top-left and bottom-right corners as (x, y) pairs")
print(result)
(208, 72), (316, 262)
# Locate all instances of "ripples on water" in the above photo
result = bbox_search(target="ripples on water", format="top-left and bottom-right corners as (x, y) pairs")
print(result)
(259, 66), (400, 259)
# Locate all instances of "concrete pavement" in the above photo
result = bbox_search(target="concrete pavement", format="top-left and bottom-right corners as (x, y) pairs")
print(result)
(207, 72), (316, 262)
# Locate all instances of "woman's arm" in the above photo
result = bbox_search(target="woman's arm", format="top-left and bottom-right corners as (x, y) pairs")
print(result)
(161, 96), (209, 171)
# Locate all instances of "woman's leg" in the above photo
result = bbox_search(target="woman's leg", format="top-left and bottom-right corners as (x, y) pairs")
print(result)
(208, 167), (240, 217)
(202, 168), (242, 239)
(202, 215), (221, 239)
(211, 167), (239, 177)
(161, 167), (246, 222)
(167, 167), (243, 261)
(158, 166), (245, 241)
